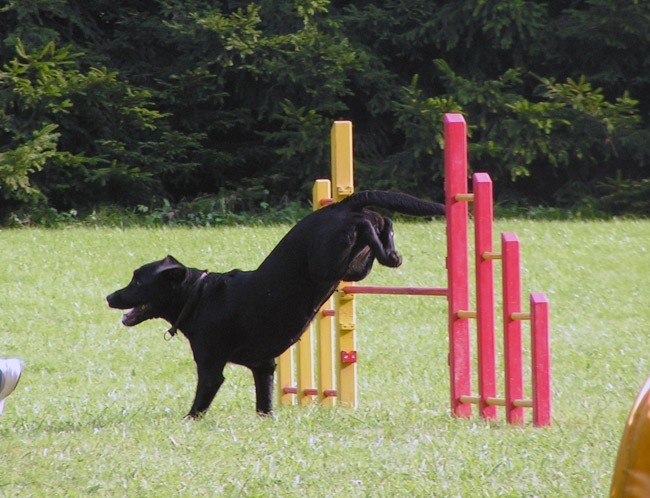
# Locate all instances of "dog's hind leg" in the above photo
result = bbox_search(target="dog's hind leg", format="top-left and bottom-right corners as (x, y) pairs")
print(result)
(251, 359), (276, 415)
(186, 360), (226, 419)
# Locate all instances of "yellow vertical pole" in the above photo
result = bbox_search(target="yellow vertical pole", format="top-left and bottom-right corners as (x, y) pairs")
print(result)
(312, 179), (337, 406)
(331, 121), (354, 200)
(297, 322), (316, 404)
(295, 180), (333, 406)
(277, 346), (295, 406)
(331, 121), (357, 408)
(318, 304), (336, 406)
(336, 291), (357, 408)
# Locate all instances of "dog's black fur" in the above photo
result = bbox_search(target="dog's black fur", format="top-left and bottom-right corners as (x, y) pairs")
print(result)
(106, 190), (444, 418)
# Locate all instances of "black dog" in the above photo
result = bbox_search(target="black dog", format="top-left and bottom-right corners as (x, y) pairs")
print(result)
(106, 190), (444, 418)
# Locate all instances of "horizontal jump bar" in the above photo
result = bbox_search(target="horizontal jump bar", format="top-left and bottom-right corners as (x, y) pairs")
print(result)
(341, 286), (448, 296)
(459, 396), (533, 408)
(282, 387), (338, 398)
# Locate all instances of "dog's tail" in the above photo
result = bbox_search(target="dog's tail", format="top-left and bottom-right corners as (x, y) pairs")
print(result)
(340, 190), (445, 216)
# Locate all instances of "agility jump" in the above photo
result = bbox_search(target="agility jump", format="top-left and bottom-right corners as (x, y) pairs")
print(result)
(277, 113), (552, 427)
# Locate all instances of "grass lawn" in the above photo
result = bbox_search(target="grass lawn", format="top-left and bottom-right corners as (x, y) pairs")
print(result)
(1, 219), (649, 496)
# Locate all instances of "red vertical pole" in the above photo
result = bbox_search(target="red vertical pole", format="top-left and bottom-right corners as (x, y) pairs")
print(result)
(473, 173), (498, 421)
(444, 113), (472, 419)
(502, 232), (524, 425)
(530, 293), (552, 427)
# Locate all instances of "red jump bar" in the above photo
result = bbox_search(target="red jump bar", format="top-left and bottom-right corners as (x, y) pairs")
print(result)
(341, 286), (448, 297)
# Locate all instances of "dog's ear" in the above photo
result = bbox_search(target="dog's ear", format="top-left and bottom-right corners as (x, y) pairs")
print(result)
(160, 255), (182, 267)
(156, 255), (187, 281)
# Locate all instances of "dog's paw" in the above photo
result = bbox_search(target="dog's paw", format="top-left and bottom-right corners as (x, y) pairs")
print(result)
(183, 412), (204, 421)
(386, 251), (402, 267)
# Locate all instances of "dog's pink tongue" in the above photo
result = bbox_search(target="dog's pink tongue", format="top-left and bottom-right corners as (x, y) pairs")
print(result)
(122, 308), (139, 325)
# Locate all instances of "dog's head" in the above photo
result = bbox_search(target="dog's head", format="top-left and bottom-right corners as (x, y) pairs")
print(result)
(106, 255), (188, 326)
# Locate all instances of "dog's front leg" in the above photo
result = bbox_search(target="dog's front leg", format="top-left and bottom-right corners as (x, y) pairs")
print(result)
(186, 362), (226, 419)
(251, 359), (276, 415)
(358, 217), (402, 268)
(378, 216), (401, 265)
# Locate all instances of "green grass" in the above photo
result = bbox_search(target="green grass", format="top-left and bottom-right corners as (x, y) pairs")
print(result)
(1, 220), (649, 497)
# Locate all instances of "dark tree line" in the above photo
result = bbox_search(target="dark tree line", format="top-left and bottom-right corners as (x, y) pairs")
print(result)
(1, 0), (649, 222)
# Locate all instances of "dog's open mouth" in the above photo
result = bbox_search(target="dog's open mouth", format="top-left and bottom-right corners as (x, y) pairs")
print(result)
(122, 304), (153, 326)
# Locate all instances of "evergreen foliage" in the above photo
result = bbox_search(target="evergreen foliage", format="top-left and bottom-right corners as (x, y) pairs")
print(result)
(1, 0), (648, 220)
